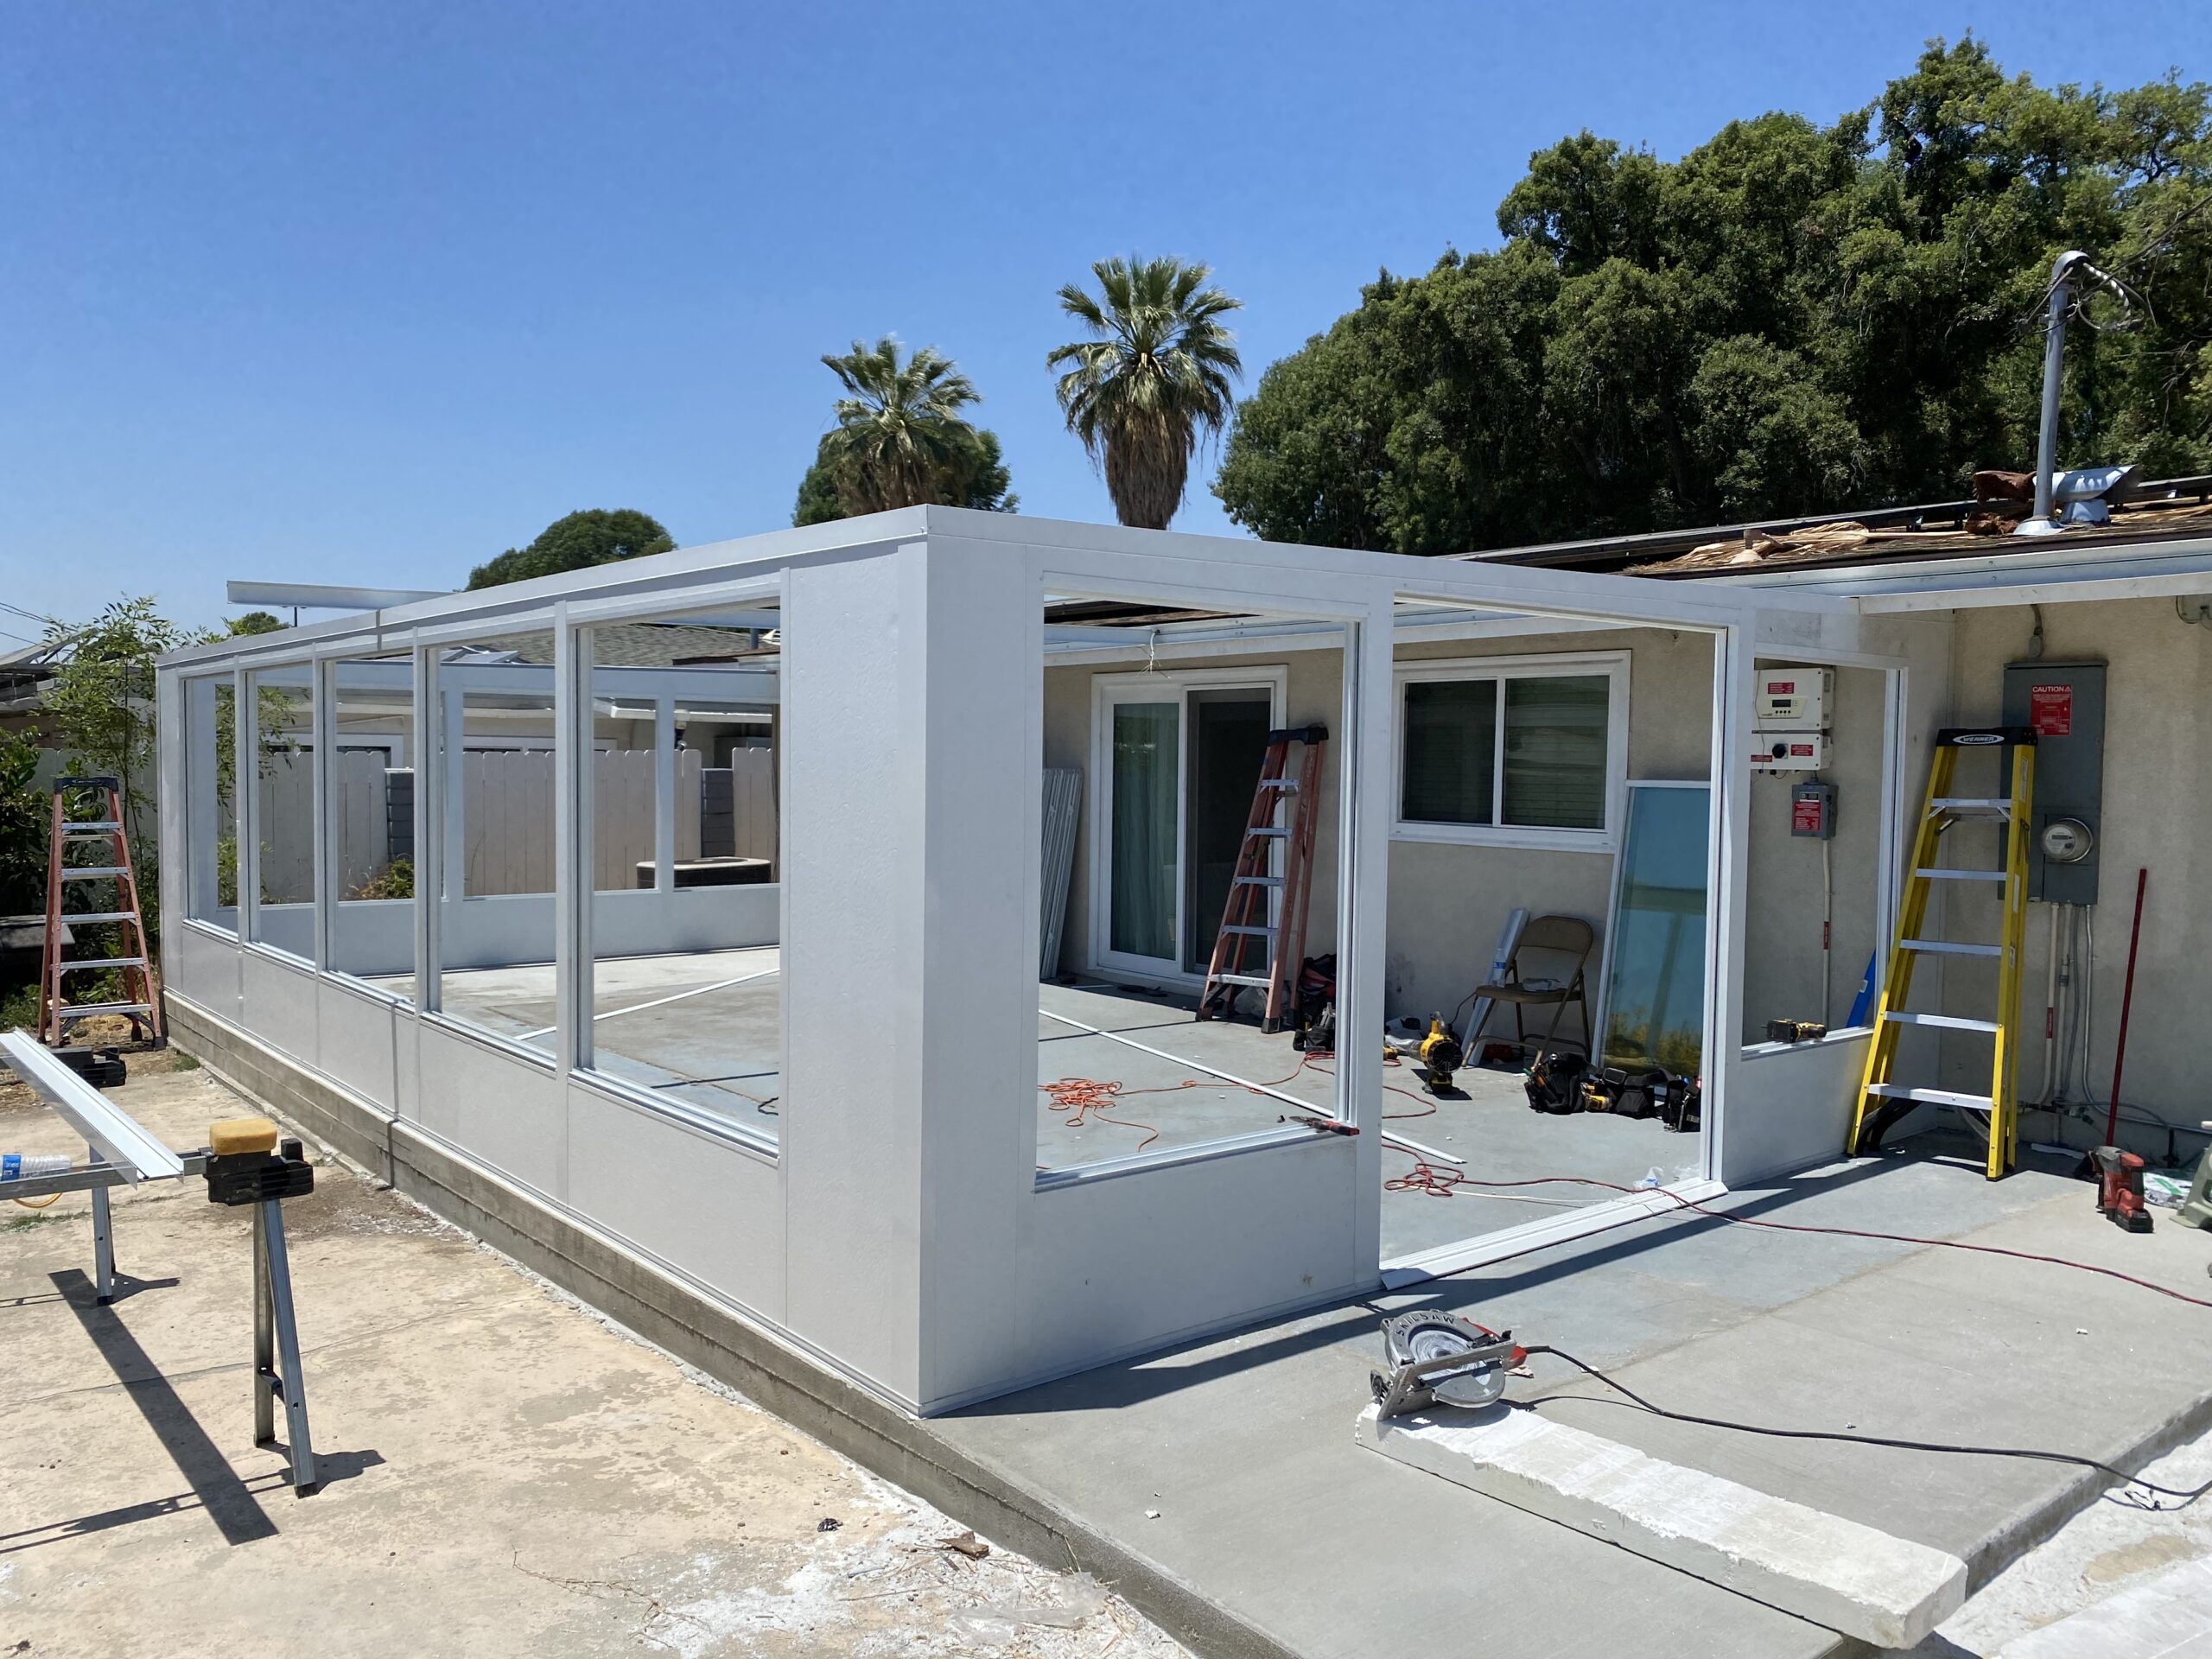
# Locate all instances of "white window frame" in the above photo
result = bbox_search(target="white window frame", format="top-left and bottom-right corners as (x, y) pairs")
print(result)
(1390, 649), (1630, 854)
(1087, 664), (1287, 983)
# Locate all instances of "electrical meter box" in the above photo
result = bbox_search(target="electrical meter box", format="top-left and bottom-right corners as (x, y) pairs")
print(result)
(1751, 733), (1829, 772)
(2002, 660), (2106, 905)
(1756, 667), (1834, 731)
(1790, 780), (1837, 838)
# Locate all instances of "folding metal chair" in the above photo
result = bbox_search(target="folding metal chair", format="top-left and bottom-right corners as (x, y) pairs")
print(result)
(1465, 914), (1595, 1062)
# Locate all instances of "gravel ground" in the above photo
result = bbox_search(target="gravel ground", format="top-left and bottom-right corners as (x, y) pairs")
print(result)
(0, 1055), (1188, 1658)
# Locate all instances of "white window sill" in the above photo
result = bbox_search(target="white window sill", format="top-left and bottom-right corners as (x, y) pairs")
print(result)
(1390, 819), (1617, 855)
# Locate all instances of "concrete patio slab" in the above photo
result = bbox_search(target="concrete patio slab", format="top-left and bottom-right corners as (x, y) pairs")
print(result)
(926, 1144), (2212, 1659)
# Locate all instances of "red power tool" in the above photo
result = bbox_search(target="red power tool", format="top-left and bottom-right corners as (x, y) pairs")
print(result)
(2091, 1146), (2155, 1234)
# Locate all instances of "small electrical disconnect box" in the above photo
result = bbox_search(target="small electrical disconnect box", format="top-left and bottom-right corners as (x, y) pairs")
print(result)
(1755, 667), (1834, 731)
(1790, 779), (1836, 838)
(1751, 734), (1830, 772)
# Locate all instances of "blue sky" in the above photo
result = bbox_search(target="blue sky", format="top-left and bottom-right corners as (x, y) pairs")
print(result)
(3, 1), (2206, 636)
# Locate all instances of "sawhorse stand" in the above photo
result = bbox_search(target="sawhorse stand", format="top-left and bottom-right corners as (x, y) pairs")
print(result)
(207, 1119), (321, 1495)
(250, 1192), (317, 1492)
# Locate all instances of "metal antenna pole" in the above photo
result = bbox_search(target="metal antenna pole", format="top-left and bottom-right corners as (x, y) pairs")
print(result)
(2018, 249), (2130, 538)
(2019, 251), (2087, 537)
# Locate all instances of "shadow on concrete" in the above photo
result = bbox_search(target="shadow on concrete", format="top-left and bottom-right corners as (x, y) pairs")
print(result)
(957, 1153), (1923, 1420)
(98, 1270), (181, 1305)
(0, 1449), (382, 1555)
(48, 1267), (292, 1545)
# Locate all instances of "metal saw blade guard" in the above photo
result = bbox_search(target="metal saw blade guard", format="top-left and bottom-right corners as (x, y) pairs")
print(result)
(1370, 1312), (1524, 1418)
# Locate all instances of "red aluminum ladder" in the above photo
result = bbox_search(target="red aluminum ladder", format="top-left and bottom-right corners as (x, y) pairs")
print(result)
(38, 775), (162, 1046)
(1198, 724), (1327, 1034)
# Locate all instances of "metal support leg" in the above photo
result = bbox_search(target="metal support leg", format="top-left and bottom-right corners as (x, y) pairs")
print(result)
(252, 1205), (275, 1447)
(256, 1199), (318, 1494)
(88, 1142), (115, 1305)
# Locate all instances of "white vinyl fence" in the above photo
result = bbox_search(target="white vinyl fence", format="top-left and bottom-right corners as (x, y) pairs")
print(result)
(256, 747), (711, 900)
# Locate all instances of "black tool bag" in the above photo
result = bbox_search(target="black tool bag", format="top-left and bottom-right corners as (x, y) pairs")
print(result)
(1523, 1051), (1587, 1114)
(1292, 1001), (1336, 1054)
(1609, 1068), (1675, 1121)
(1660, 1075), (1702, 1134)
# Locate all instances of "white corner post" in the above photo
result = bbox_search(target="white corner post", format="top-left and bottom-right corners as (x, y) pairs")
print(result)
(158, 670), (191, 985)
(412, 642), (440, 1011)
(234, 665), (258, 943)
(654, 695), (677, 893)
(553, 607), (594, 1079)
(1704, 613), (1756, 1186)
(309, 656), (335, 970)
(1342, 592), (1396, 1266)
(780, 532), (1037, 1412)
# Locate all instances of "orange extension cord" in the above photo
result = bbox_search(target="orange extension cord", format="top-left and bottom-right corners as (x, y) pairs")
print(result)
(1049, 1041), (2212, 1313)
(1041, 1047), (1441, 1154)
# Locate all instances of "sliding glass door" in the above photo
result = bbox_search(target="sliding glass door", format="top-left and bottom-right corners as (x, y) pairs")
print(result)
(1093, 673), (1281, 978)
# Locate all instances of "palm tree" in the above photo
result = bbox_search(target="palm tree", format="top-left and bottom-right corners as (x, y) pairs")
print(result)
(1049, 257), (1243, 530)
(818, 337), (983, 514)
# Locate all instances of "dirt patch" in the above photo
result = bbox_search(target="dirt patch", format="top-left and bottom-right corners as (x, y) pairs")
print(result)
(2082, 1532), (2202, 1586)
(276, 1170), (462, 1245)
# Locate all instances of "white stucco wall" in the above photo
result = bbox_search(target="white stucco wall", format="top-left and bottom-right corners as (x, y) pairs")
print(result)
(1936, 598), (2212, 1152)
(1042, 625), (1718, 1044)
(1740, 663), (1887, 1042)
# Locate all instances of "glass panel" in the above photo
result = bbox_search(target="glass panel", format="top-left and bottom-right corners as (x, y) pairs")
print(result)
(1039, 629), (1345, 1176)
(182, 677), (236, 930)
(245, 664), (314, 958)
(582, 617), (784, 1142)
(1184, 692), (1271, 973)
(434, 630), (556, 1052)
(1599, 785), (1710, 1076)
(1401, 679), (1496, 824)
(1502, 675), (1609, 830)
(329, 656), (416, 995)
(1109, 702), (1178, 960)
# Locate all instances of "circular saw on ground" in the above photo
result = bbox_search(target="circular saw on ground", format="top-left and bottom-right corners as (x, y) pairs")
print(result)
(1370, 1312), (1525, 1418)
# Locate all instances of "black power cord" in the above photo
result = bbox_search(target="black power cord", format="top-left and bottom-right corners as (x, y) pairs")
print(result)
(1520, 1346), (2212, 1511)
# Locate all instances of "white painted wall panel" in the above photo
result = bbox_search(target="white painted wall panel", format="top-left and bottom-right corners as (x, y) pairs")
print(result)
(314, 976), (398, 1111)
(1013, 1141), (1364, 1394)
(781, 544), (924, 1405)
(174, 922), (243, 1027)
(239, 946), (319, 1065)
(412, 1018), (564, 1197)
(564, 1078), (786, 1325)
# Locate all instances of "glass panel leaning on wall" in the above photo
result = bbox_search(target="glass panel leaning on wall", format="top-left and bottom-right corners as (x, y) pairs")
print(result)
(576, 611), (784, 1141)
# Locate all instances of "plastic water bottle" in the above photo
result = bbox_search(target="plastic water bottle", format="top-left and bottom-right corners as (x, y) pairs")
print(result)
(1637, 1166), (1664, 1190)
(3, 1152), (72, 1180)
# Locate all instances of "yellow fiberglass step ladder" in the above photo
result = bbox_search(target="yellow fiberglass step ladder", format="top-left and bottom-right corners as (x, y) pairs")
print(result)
(1198, 724), (1327, 1035)
(38, 775), (163, 1047)
(1847, 728), (2035, 1179)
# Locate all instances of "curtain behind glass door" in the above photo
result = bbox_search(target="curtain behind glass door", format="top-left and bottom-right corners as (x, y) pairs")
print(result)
(1109, 702), (1178, 960)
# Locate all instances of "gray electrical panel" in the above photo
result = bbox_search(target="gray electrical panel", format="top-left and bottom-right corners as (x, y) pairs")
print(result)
(2002, 661), (2106, 905)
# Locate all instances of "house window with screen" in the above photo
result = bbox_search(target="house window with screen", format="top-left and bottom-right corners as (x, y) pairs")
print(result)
(1395, 659), (1621, 845)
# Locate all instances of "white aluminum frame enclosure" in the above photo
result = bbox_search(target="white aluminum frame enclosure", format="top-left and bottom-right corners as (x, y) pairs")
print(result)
(157, 507), (1872, 1414)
